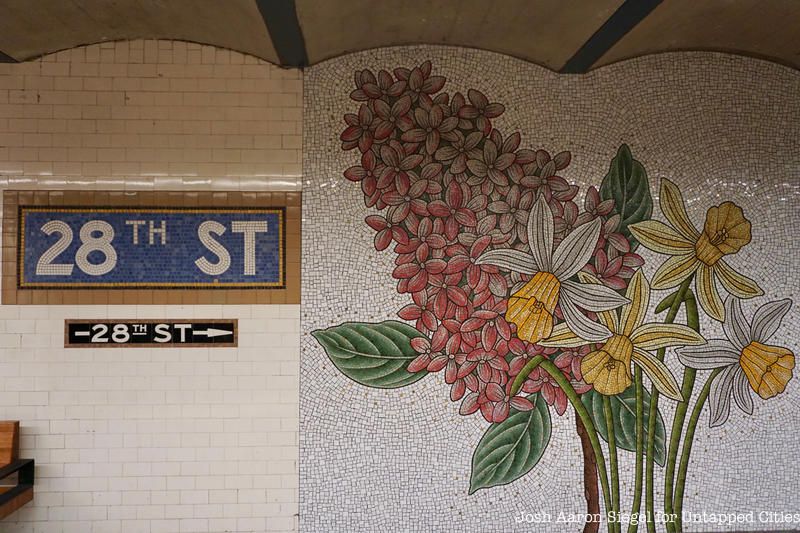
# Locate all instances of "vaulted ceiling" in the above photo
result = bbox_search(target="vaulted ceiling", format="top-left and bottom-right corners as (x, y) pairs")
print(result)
(0, 0), (798, 72)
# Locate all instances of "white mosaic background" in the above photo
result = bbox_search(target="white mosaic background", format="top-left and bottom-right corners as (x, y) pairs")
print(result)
(302, 46), (800, 532)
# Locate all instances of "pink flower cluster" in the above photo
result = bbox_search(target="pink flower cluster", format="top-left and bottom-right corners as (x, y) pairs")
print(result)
(341, 62), (642, 422)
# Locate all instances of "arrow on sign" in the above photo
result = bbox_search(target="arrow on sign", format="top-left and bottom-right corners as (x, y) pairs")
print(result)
(193, 327), (233, 338)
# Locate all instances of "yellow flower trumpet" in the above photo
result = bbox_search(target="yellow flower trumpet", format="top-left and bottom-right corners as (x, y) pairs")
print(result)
(629, 179), (762, 321)
(541, 270), (706, 399)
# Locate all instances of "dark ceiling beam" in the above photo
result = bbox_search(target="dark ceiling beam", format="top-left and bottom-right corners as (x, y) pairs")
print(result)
(255, 0), (308, 68)
(0, 50), (17, 63)
(560, 0), (663, 73)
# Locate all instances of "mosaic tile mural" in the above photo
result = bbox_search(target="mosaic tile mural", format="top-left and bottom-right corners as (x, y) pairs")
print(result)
(2, 190), (301, 304)
(301, 46), (799, 533)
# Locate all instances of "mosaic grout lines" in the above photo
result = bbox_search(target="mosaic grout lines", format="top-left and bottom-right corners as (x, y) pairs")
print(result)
(301, 46), (800, 533)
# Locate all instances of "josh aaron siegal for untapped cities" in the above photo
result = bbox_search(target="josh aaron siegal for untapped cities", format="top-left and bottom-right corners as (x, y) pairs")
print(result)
(513, 511), (676, 526)
(513, 510), (800, 526)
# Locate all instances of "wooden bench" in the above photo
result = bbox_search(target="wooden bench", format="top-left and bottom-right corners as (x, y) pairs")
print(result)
(0, 421), (34, 520)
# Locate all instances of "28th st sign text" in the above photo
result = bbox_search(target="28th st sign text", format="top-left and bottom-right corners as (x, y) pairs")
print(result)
(65, 320), (238, 348)
(19, 207), (285, 288)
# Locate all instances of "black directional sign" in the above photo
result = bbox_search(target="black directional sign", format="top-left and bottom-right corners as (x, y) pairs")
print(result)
(65, 320), (237, 348)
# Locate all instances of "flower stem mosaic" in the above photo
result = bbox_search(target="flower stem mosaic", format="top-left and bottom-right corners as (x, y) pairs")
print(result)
(311, 61), (795, 532)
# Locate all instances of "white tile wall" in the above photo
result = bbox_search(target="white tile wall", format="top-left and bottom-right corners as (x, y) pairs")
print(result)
(0, 40), (302, 191)
(0, 40), (301, 533)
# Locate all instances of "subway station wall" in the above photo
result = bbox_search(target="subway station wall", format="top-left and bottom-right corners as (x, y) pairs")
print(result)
(0, 41), (301, 532)
(0, 38), (799, 533)
(301, 46), (800, 532)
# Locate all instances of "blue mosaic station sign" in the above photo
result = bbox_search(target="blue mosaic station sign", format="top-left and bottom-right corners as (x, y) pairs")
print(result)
(19, 207), (285, 288)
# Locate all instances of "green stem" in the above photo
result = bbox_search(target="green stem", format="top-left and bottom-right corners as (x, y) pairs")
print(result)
(664, 370), (695, 529)
(538, 359), (613, 531)
(603, 396), (620, 533)
(673, 368), (723, 531)
(664, 290), (700, 531)
(646, 274), (693, 533)
(627, 367), (644, 533)
(510, 355), (545, 396)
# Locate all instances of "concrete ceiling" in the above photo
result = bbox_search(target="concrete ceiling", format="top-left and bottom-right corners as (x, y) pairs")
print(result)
(295, 0), (624, 70)
(0, 0), (797, 73)
(0, 0), (279, 63)
(597, 0), (800, 69)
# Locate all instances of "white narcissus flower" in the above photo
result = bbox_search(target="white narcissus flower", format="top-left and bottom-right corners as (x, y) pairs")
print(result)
(677, 297), (795, 427)
(475, 195), (629, 344)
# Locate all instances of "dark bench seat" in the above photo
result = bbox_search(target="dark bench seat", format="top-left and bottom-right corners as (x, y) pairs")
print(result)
(0, 422), (34, 520)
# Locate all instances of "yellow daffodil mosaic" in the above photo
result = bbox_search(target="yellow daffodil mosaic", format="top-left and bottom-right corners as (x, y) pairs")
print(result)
(540, 270), (704, 399)
(629, 178), (763, 321)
